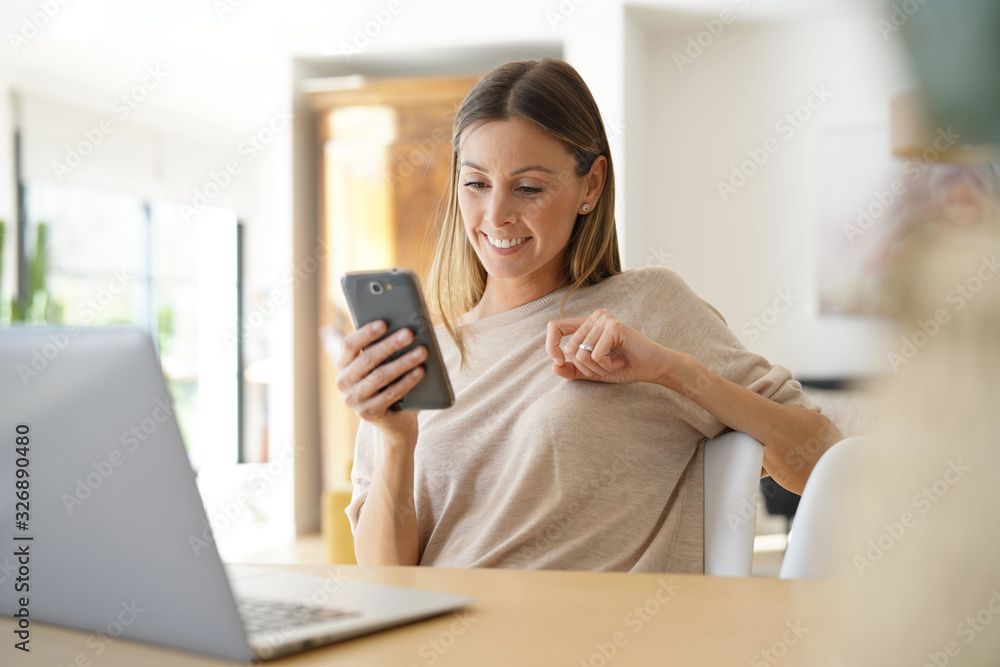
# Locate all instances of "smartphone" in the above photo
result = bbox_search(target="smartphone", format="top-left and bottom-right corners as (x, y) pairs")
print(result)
(341, 268), (455, 411)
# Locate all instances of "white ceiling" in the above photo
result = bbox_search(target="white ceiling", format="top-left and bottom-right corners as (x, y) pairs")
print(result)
(0, 0), (876, 146)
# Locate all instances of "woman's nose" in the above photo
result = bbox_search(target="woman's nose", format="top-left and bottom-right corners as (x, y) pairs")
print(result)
(485, 191), (516, 226)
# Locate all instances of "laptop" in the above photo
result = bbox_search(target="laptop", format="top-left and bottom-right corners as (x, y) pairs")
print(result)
(0, 325), (471, 661)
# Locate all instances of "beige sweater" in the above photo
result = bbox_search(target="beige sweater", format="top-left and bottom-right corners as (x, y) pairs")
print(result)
(346, 266), (820, 573)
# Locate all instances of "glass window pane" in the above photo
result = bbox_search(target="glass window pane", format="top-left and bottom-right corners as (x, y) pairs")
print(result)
(23, 180), (148, 328)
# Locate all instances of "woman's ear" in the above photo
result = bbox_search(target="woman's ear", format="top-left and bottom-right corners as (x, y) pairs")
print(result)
(585, 155), (608, 202)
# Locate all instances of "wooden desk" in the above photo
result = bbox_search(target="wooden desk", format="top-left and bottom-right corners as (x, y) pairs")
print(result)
(2, 565), (827, 666)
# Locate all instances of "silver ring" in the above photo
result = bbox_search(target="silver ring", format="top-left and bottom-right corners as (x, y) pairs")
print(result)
(579, 344), (594, 352)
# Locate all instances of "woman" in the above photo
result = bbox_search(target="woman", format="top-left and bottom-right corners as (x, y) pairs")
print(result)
(337, 58), (842, 573)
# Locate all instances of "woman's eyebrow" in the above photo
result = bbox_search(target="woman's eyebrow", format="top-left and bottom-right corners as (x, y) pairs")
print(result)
(459, 160), (556, 176)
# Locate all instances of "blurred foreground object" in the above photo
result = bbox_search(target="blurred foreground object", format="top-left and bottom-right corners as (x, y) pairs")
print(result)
(807, 229), (1000, 666)
(805, 2), (1000, 663)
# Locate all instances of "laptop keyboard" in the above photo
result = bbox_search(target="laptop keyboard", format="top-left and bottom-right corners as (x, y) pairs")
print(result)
(236, 597), (359, 635)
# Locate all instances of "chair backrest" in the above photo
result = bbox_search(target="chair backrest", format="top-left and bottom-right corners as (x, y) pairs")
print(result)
(703, 431), (765, 576)
(779, 436), (873, 579)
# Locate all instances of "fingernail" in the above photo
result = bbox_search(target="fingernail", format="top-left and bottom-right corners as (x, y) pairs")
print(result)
(373, 321), (385, 333)
(397, 328), (411, 341)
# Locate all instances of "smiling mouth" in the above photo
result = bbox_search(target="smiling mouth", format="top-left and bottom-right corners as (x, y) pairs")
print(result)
(484, 233), (531, 249)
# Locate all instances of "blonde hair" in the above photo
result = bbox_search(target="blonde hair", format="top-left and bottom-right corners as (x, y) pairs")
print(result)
(425, 58), (621, 370)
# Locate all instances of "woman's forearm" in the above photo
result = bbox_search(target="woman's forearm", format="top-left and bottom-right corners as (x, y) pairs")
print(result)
(354, 431), (420, 566)
(658, 353), (843, 494)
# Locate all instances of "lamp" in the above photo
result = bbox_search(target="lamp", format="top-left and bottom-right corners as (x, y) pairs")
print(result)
(891, 89), (998, 163)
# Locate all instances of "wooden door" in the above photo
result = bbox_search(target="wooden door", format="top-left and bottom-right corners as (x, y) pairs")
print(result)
(306, 74), (479, 562)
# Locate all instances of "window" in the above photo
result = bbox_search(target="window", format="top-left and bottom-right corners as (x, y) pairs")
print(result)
(16, 180), (242, 471)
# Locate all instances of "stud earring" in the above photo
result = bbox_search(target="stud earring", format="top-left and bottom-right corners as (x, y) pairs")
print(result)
(581, 203), (592, 213)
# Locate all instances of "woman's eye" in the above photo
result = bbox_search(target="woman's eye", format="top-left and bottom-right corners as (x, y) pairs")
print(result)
(461, 181), (541, 195)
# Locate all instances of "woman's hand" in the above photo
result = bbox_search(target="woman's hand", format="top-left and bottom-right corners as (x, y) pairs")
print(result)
(335, 320), (427, 445)
(545, 308), (682, 386)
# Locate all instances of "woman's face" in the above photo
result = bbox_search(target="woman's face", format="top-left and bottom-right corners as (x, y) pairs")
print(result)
(457, 117), (596, 285)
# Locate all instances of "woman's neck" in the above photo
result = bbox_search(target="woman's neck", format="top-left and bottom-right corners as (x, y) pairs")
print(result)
(465, 269), (571, 323)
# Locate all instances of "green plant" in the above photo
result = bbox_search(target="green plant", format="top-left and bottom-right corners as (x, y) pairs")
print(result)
(4, 222), (58, 323)
(0, 220), (5, 322)
(158, 305), (175, 354)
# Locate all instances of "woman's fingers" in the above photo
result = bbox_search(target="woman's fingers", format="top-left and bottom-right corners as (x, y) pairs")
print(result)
(336, 324), (414, 392)
(588, 317), (628, 373)
(335, 321), (433, 420)
(354, 363), (426, 421)
(337, 320), (386, 370)
(545, 316), (587, 366)
(548, 309), (631, 379)
(353, 345), (427, 403)
(569, 311), (609, 377)
(551, 358), (582, 380)
(587, 327), (618, 372)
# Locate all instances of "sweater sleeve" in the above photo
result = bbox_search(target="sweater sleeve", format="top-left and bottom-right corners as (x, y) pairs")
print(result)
(345, 418), (377, 535)
(621, 267), (821, 440)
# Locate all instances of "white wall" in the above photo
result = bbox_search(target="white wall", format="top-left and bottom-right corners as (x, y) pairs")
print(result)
(623, 5), (916, 378)
(565, 2), (630, 261)
(0, 0), (923, 542)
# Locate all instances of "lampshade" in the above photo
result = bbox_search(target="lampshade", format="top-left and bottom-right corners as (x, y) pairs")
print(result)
(891, 89), (997, 163)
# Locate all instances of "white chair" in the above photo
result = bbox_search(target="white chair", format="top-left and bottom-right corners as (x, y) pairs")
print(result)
(703, 431), (765, 576)
(778, 435), (874, 579)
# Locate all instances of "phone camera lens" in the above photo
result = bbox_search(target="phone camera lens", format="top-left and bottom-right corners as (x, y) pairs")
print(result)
(369, 281), (384, 295)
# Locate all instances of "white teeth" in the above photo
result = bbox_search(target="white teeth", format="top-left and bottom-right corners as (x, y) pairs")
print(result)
(486, 235), (528, 249)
